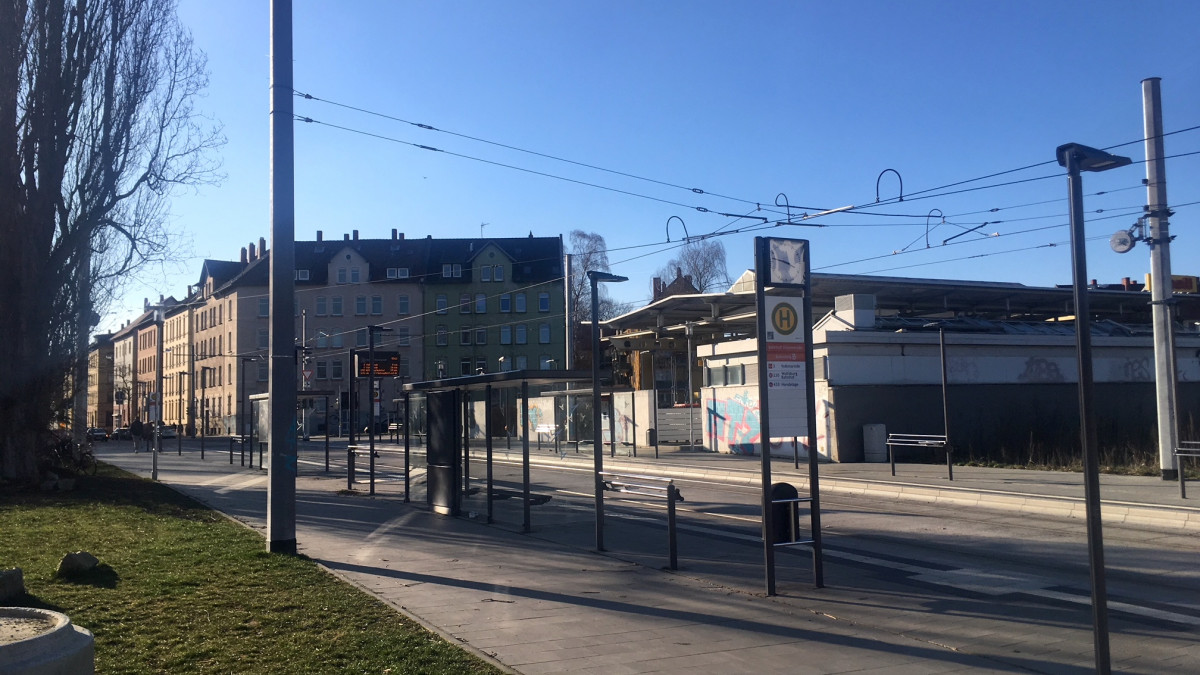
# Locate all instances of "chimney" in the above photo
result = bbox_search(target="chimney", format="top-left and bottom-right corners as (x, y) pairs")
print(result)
(399, 232), (404, 240)
(316, 230), (323, 242)
(258, 237), (266, 255)
(833, 294), (877, 331)
(676, 266), (683, 280)
(391, 228), (397, 240)
(353, 229), (359, 240)
(344, 233), (350, 241)
(248, 242), (257, 261)
(1122, 276), (1131, 290)
(240, 247), (248, 264)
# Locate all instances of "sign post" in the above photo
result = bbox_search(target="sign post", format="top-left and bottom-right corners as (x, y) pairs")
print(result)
(755, 237), (824, 595)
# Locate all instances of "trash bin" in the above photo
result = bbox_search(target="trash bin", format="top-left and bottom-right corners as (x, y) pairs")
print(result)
(769, 482), (799, 544)
(863, 424), (887, 463)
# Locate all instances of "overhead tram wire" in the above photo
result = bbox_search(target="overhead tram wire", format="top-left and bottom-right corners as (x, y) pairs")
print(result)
(293, 88), (824, 219)
(295, 115), (777, 223)
(294, 87), (1200, 227)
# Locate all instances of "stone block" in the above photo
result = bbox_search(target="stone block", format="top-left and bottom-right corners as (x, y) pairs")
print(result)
(56, 552), (99, 577)
(0, 569), (23, 602)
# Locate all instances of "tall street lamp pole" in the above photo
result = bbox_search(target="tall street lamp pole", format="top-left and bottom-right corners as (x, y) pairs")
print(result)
(1057, 142), (1131, 675)
(588, 270), (627, 551)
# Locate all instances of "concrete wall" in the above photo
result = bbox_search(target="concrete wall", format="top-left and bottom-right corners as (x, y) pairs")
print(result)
(828, 381), (1200, 463)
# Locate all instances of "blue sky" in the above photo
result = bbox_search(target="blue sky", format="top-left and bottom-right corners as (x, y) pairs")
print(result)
(104, 0), (1200, 330)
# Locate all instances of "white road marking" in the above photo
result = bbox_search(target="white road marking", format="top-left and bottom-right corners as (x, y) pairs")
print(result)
(215, 475), (268, 494)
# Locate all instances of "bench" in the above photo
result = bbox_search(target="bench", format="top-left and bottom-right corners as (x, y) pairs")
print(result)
(599, 471), (683, 569)
(1175, 440), (1200, 499)
(887, 433), (953, 480)
(387, 422), (403, 443)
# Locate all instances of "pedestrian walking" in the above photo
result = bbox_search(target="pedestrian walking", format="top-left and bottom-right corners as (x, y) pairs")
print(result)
(129, 419), (144, 453)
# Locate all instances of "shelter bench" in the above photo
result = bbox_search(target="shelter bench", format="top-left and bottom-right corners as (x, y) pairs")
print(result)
(1175, 440), (1200, 499)
(599, 471), (684, 569)
(887, 433), (953, 480)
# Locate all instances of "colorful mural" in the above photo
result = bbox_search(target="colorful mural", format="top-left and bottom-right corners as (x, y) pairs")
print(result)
(706, 390), (760, 454)
(705, 387), (828, 457)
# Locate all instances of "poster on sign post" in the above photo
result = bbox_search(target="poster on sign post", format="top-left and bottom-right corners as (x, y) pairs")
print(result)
(754, 236), (823, 594)
(763, 296), (807, 437)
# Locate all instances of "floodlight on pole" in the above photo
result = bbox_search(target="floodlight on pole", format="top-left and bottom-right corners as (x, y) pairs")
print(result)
(1056, 141), (1131, 675)
(588, 269), (627, 552)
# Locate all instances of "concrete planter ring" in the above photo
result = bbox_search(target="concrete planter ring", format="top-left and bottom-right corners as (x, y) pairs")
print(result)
(0, 607), (94, 675)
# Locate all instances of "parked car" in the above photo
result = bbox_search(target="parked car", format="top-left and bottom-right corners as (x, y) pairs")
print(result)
(114, 426), (132, 440)
(86, 427), (109, 442)
(157, 423), (178, 439)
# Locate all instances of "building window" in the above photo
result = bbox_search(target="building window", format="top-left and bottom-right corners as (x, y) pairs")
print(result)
(316, 296), (327, 316)
(476, 359), (487, 374)
(331, 334), (344, 348)
(540, 355), (556, 370)
(515, 324), (527, 344)
(257, 328), (269, 350)
(460, 325), (471, 345)
(459, 293), (471, 313)
(516, 355), (527, 370)
(387, 267), (409, 279)
(350, 267), (361, 283)
(355, 296), (367, 315)
(257, 360), (269, 381)
(396, 327), (410, 346)
(356, 329), (367, 347)
(316, 333), (329, 348)
(500, 326), (512, 345)
(331, 359), (343, 380)
(331, 296), (343, 316)
(387, 267), (398, 279)
(258, 298), (269, 317)
(372, 329), (383, 347)
(337, 268), (347, 284)
(436, 325), (448, 346)
(480, 266), (491, 282)
(436, 294), (447, 314)
(475, 327), (487, 345)
(295, 269), (310, 281)
(442, 264), (452, 278)
(500, 294), (511, 313)
(539, 323), (551, 344)
(515, 293), (527, 313)
(316, 361), (328, 379)
(460, 358), (472, 376)
(453, 263), (462, 277)
(399, 355), (410, 378)
(494, 265), (504, 281)
(539, 292), (550, 312)
(371, 295), (382, 315)
(397, 294), (409, 315)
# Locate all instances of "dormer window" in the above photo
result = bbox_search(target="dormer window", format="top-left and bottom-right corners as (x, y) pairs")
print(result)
(387, 267), (410, 279)
(295, 269), (310, 281)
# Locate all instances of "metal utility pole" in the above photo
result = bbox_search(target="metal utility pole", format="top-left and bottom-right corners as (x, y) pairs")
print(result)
(1143, 77), (1180, 480)
(267, 0), (297, 555)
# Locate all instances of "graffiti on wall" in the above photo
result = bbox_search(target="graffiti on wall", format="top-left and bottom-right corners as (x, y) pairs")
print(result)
(705, 388), (830, 456)
(1017, 357), (1065, 383)
(706, 391), (760, 454)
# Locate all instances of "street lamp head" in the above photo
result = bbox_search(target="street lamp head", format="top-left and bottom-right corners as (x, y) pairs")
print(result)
(587, 270), (628, 285)
(1056, 143), (1132, 173)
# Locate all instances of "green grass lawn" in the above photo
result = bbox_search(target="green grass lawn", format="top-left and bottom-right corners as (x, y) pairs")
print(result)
(0, 465), (503, 674)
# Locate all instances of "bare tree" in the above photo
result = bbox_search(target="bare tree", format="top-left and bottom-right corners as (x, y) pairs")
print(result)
(567, 229), (613, 326)
(0, 0), (221, 483)
(655, 238), (731, 293)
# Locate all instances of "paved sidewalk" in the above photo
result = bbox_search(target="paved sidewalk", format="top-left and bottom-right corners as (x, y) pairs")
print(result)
(95, 444), (1199, 674)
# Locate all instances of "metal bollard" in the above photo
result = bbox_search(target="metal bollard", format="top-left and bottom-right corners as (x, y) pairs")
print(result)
(347, 446), (356, 490)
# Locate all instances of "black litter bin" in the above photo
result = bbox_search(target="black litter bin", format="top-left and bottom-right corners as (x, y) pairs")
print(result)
(769, 482), (800, 544)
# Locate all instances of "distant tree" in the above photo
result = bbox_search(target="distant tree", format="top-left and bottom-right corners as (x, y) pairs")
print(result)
(655, 238), (731, 293)
(0, 0), (222, 484)
(567, 230), (616, 325)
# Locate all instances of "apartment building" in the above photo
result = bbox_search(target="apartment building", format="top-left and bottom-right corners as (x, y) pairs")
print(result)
(85, 334), (114, 431)
(108, 228), (567, 435)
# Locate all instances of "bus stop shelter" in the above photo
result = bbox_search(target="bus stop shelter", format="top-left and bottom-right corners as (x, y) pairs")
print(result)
(401, 370), (592, 531)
